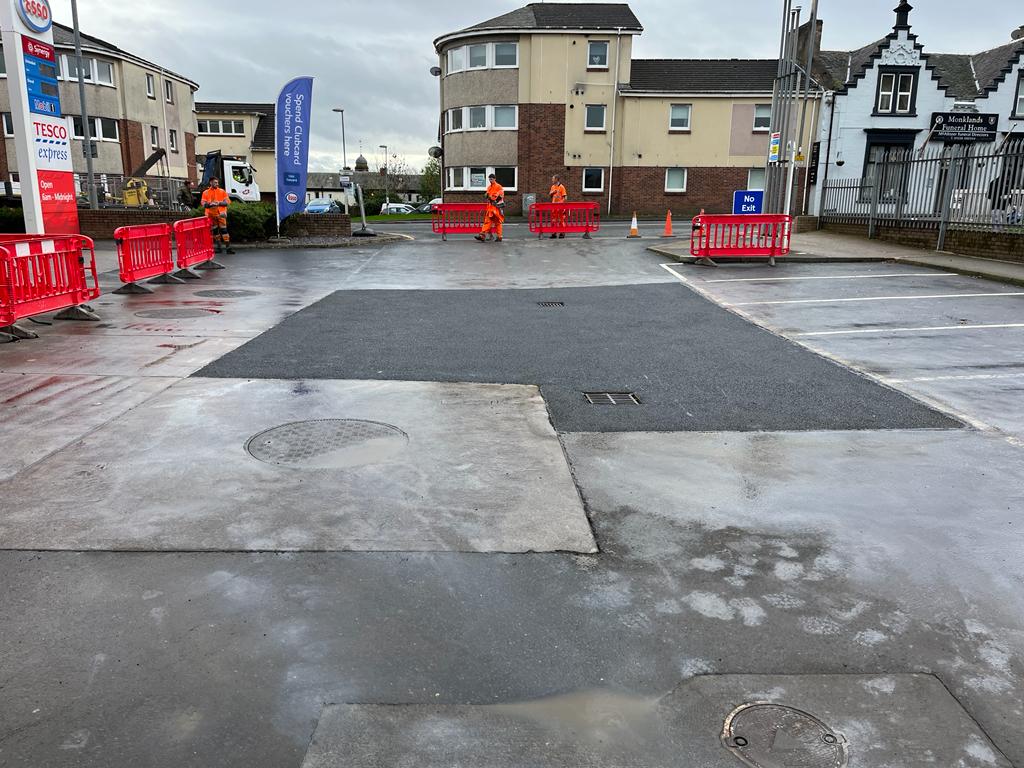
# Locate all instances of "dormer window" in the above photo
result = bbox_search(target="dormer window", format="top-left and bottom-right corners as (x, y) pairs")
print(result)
(875, 67), (916, 115)
(1014, 72), (1024, 118)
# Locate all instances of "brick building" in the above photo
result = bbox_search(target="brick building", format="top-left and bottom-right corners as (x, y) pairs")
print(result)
(433, 2), (809, 216)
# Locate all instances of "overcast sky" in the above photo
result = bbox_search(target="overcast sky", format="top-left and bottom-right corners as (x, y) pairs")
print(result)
(49, 1), (1021, 172)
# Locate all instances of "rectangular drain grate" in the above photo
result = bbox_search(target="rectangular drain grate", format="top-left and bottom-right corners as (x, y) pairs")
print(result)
(584, 392), (641, 405)
(537, 301), (565, 307)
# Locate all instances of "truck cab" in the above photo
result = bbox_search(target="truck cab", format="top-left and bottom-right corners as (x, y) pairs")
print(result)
(223, 158), (260, 202)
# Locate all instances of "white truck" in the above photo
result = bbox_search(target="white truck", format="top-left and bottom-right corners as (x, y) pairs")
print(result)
(199, 151), (260, 202)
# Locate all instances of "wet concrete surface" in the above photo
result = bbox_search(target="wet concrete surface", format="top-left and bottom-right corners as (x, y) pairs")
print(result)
(2, 240), (1024, 767)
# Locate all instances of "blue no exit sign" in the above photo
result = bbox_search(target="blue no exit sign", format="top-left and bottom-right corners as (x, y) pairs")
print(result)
(733, 190), (764, 215)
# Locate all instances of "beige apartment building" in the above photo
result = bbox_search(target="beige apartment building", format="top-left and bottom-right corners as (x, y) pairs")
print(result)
(435, 2), (817, 216)
(0, 22), (198, 191)
(194, 102), (276, 198)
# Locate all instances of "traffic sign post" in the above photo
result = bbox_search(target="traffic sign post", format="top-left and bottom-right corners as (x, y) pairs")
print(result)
(733, 190), (764, 215)
(0, 0), (79, 234)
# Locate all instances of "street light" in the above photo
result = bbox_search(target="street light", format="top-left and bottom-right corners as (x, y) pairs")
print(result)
(331, 108), (348, 171)
(379, 144), (389, 208)
(71, 0), (97, 209)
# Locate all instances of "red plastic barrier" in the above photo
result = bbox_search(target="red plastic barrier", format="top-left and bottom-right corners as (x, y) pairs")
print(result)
(432, 203), (488, 240)
(528, 202), (600, 237)
(173, 217), (215, 270)
(114, 223), (174, 285)
(0, 235), (100, 325)
(690, 214), (792, 261)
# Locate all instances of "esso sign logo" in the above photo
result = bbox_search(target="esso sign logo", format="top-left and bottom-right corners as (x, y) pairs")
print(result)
(17, 0), (52, 34)
(286, 192), (299, 204)
(34, 121), (67, 140)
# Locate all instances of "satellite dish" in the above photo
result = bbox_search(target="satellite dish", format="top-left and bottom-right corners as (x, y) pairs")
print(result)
(428, 146), (443, 159)
(429, 66), (443, 76)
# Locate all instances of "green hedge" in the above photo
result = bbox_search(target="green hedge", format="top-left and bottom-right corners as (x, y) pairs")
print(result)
(0, 206), (26, 233)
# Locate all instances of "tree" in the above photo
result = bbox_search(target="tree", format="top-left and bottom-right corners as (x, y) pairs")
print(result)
(421, 157), (441, 202)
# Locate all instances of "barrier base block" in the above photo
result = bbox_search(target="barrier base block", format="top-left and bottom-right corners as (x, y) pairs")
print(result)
(174, 268), (202, 280)
(0, 323), (39, 340)
(194, 259), (226, 271)
(54, 305), (101, 322)
(768, 256), (777, 267)
(113, 282), (154, 295)
(148, 273), (186, 285)
(696, 257), (719, 267)
(0, 330), (15, 344)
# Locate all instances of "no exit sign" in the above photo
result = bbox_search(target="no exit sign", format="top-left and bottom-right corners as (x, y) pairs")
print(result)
(733, 190), (764, 215)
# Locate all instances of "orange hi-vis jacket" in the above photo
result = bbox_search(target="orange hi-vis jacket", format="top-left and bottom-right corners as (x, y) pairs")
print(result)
(549, 183), (567, 203)
(201, 187), (230, 218)
(485, 180), (505, 218)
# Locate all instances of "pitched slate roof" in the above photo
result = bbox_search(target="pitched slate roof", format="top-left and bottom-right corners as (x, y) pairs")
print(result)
(436, 3), (641, 48)
(51, 22), (196, 87)
(195, 103), (275, 151)
(625, 59), (779, 94)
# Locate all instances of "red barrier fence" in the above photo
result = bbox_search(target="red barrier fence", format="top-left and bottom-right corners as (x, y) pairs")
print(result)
(432, 203), (488, 240)
(114, 223), (176, 291)
(690, 214), (792, 265)
(528, 202), (600, 237)
(0, 235), (100, 326)
(173, 217), (215, 271)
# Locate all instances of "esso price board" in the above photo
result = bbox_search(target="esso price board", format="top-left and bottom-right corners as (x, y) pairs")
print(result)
(21, 36), (60, 117)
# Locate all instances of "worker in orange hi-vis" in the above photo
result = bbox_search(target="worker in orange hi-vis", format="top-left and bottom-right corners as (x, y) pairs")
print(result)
(548, 174), (568, 239)
(201, 177), (235, 254)
(475, 173), (504, 242)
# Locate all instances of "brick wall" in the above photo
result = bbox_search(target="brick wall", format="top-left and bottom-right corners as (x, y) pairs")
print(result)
(517, 103), (566, 216)
(280, 214), (352, 238)
(118, 120), (147, 175)
(613, 166), (748, 218)
(78, 208), (198, 240)
(794, 215), (819, 233)
(820, 219), (1024, 264)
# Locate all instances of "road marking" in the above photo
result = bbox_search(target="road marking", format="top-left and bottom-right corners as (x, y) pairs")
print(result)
(660, 263), (690, 283)
(889, 372), (1024, 383)
(703, 272), (958, 283)
(796, 323), (1024, 337)
(735, 291), (1024, 306)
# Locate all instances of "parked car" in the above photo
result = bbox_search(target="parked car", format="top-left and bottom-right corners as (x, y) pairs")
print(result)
(379, 203), (416, 215)
(304, 198), (341, 214)
(415, 198), (443, 214)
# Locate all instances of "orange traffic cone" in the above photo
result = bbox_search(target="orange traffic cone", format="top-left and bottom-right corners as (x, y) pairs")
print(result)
(662, 210), (675, 238)
(627, 212), (640, 238)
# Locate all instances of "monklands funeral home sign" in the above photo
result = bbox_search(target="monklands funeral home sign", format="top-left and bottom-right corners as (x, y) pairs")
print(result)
(0, 0), (79, 233)
(930, 112), (999, 144)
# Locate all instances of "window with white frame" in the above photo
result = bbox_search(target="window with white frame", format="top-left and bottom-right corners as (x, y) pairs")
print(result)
(146, 73), (155, 98)
(585, 104), (606, 131)
(669, 103), (691, 131)
(492, 105), (517, 129)
(71, 115), (119, 141)
(494, 42), (518, 68)
(150, 125), (159, 148)
(2, 112), (14, 137)
(447, 108), (463, 132)
(448, 166), (465, 189)
(164, 79), (174, 104)
(198, 119), (244, 136)
(169, 129), (178, 152)
(447, 46), (465, 73)
(1013, 73), (1024, 117)
(876, 69), (915, 115)
(67, 55), (93, 80)
(468, 167), (488, 188)
(0, 48), (6, 75)
(468, 43), (488, 69)
(753, 104), (772, 131)
(95, 60), (114, 86)
(468, 106), (487, 130)
(446, 165), (518, 191)
(493, 166), (516, 189)
(582, 167), (604, 192)
(588, 40), (609, 68)
(747, 167), (766, 190)
(665, 168), (688, 192)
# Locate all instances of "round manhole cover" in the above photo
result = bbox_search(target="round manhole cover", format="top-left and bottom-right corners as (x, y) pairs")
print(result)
(134, 308), (216, 319)
(721, 703), (848, 768)
(245, 419), (408, 469)
(194, 289), (261, 298)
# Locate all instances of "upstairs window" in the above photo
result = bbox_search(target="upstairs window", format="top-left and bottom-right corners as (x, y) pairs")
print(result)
(95, 60), (114, 85)
(164, 80), (175, 104)
(585, 104), (606, 131)
(169, 129), (178, 152)
(753, 104), (772, 131)
(669, 103), (691, 131)
(494, 42), (518, 68)
(145, 73), (155, 98)
(447, 47), (465, 73)
(588, 41), (609, 69)
(876, 69), (916, 115)
(150, 125), (159, 148)
(468, 106), (487, 130)
(1015, 73), (1024, 118)
(492, 105), (517, 129)
(447, 108), (463, 132)
(468, 44), (488, 69)
(2, 112), (14, 137)
(68, 55), (93, 80)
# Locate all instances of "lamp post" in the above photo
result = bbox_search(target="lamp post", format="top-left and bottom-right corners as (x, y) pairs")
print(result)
(332, 108), (348, 170)
(70, 0), (97, 209)
(379, 144), (389, 208)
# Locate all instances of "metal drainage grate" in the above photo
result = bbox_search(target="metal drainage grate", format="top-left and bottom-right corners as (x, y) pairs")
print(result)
(537, 301), (565, 307)
(721, 703), (848, 768)
(194, 289), (261, 298)
(584, 392), (641, 405)
(245, 419), (408, 469)
(134, 308), (216, 319)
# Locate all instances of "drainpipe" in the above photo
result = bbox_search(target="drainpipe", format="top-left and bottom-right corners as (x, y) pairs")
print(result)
(817, 91), (836, 227)
(606, 27), (623, 215)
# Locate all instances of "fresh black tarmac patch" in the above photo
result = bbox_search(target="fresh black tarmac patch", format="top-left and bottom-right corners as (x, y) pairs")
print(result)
(197, 284), (958, 432)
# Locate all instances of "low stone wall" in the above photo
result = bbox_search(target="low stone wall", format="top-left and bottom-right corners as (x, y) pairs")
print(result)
(793, 215), (819, 233)
(78, 208), (195, 240)
(280, 214), (351, 238)
(820, 219), (1024, 264)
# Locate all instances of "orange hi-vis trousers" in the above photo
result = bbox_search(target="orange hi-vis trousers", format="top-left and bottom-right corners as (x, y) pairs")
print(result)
(481, 205), (504, 238)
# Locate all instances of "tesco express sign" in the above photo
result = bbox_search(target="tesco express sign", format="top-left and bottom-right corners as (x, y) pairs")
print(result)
(17, 0), (52, 34)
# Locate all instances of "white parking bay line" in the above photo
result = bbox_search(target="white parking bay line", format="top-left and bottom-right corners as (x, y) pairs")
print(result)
(796, 323), (1024, 337)
(889, 372), (1024, 383)
(704, 272), (958, 283)
(735, 291), (1024, 306)
(660, 263), (690, 283)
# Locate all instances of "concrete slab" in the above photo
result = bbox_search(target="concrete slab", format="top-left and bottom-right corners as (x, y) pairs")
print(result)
(301, 674), (1009, 767)
(0, 378), (595, 553)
